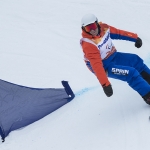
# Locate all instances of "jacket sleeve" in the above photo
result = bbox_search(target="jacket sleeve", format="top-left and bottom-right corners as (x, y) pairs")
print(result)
(82, 41), (110, 87)
(108, 25), (138, 42)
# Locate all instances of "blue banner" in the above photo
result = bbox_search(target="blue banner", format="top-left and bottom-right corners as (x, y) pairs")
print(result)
(0, 80), (74, 142)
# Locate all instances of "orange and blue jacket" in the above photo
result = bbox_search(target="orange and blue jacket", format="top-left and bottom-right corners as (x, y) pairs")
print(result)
(80, 22), (138, 87)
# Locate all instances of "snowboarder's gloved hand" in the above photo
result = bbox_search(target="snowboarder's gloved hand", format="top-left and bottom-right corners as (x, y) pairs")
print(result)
(135, 37), (142, 48)
(102, 84), (113, 97)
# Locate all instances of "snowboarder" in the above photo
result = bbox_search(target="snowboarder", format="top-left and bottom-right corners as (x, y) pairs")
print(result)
(80, 13), (150, 105)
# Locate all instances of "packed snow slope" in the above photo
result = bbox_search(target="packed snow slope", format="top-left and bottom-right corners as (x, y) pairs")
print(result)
(1, 0), (150, 150)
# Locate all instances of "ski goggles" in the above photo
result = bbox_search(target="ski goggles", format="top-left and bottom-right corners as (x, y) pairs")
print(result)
(84, 22), (97, 32)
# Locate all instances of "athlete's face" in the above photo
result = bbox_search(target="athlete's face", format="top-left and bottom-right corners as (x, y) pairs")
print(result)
(84, 22), (99, 36)
(89, 28), (99, 36)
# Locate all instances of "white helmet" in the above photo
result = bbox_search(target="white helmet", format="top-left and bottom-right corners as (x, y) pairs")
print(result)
(81, 14), (98, 27)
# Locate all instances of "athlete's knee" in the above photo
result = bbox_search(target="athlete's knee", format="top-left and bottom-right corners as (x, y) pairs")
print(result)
(126, 67), (139, 82)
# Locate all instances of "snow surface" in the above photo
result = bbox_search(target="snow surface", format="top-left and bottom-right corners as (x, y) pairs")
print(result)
(0, 0), (150, 149)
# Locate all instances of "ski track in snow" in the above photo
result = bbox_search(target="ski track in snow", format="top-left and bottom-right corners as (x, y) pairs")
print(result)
(75, 86), (99, 97)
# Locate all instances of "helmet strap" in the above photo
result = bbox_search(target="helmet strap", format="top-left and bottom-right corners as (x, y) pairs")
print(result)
(96, 22), (101, 35)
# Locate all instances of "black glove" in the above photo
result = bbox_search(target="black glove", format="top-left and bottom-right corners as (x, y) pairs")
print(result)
(135, 37), (142, 48)
(103, 84), (113, 97)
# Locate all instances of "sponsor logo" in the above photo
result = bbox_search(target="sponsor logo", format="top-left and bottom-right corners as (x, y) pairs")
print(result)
(112, 68), (129, 75)
(98, 33), (110, 49)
